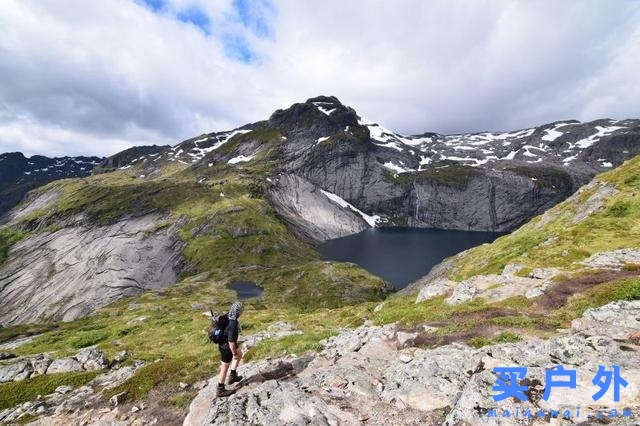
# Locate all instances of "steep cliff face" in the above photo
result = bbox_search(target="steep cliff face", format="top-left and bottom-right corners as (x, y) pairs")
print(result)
(266, 174), (369, 243)
(403, 165), (574, 231)
(266, 97), (636, 232)
(404, 154), (640, 302)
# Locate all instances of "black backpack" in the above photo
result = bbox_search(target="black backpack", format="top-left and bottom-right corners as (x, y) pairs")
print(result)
(208, 312), (229, 344)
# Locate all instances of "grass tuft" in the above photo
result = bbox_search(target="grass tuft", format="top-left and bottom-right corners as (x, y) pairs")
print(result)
(0, 371), (100, 410)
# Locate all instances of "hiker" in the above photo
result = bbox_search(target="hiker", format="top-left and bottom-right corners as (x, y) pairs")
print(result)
(216, 301), (244, 397)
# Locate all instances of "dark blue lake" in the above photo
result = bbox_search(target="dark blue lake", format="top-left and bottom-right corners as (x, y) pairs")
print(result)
(317, 228), (504, 290)
(228, 280), (263, 299)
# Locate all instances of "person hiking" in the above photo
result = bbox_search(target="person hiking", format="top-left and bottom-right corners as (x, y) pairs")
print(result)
(216, 301), (245, 397)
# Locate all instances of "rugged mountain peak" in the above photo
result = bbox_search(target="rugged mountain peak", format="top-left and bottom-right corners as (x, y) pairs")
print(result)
(304, 95), (343, 105)
(268, 95), (360, 139)
(94, 144), (171, 173)
(0, 152), (103, 217)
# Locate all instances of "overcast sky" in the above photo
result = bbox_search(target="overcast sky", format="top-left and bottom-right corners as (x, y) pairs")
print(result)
(1, 0), (639, 157)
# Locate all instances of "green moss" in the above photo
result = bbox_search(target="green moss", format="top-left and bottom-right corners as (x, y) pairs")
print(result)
(607, 199), (638, 217)
(488, 315), (536, 328)
(0, 371), (100, 410)
(372, 294), (487, 326)
(504, 165), (572, 189)
(243, 330), (333, 362)
(216, 128), (283, 157)
(549, 277), (640, 327)
(493, 331), (522, 343)
(469, 332), (521, 348)
(0, 228), (28, 265)
(468, 336), (493, 348)
(104, 358), (187, 402)
(256, 261), (389, 310)
(317, 128), (371, 152)
(69, 330), (111, 349)
(168, 391), (197, 409)
(414, 165), (482, 189)
(382, 164), (482, 189)
(0, 324), (56, 345)
(515, 266), (533, 278)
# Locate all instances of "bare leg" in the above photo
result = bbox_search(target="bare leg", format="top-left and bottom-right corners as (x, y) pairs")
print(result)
(218, 362), (230, 384)
(230, 355), (242, 371)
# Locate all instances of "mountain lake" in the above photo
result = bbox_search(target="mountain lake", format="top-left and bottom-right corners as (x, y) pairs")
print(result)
(317, 227), (504, 290)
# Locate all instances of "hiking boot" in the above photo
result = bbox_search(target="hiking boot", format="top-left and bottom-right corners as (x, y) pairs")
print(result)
(216, 384), (234, 398)
(228, 370), (243, 385)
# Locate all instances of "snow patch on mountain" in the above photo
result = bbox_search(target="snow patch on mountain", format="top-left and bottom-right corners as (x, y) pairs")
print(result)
(575, 125), (626, 149)
(228, 154), (254, 164)
(313, 102), (337, 116)
(383, 161), (415, 174)
(320, 189), (379, 227)
(541, 122), (571, 141)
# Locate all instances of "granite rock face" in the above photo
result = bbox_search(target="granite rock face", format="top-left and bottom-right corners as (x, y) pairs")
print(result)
(186, 301), (640, 425)
(266, 173), (369, 243)
(0, 210), (184, 325)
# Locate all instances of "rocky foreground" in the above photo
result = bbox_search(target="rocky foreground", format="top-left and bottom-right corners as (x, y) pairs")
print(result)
(0, 347), (144, 424)
(1, 302), (639, 425)
(185, 301), (640, 426)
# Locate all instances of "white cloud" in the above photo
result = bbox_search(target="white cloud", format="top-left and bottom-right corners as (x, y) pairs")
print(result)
(0, 0), (639, 157)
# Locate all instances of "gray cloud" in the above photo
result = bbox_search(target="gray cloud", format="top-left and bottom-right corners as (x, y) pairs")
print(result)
(0, 0), (639, 157)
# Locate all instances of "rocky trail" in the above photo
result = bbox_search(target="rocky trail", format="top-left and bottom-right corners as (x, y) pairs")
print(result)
(185, 301), (640, 425)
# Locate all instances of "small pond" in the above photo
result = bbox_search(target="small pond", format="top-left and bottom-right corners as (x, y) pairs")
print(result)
(317, 227), (504, 290)
(228, 280), (264, 300)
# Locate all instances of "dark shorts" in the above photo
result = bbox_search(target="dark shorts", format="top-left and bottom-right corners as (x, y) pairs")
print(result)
(219, 345), (233, 363)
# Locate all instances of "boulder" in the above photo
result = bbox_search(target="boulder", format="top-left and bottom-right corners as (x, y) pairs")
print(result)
(46, 358), (82, 374)
(524, 282), (550, 299)
(415, 278), (453, 302)
(571, 300), (640, 338)
(30, 354), (52, 375)
(501, 263), (524, 276)
(109, 391), (127, 406)
(445, 280), (477, 305)
(581, 248), (640, 270)
(55, 385), (74, 394)
(529, 267), (563, 280)
(113, 350), (129, 363)
(241, 321), (303, 351)
(0, 361), (30, 383)
(75, 346), (108, 370)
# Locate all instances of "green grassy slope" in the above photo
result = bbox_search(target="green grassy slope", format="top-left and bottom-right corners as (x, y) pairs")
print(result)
(447, 155), (640, 280)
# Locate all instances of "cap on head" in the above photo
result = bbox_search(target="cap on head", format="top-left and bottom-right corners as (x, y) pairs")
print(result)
(228, 301), (244, 319)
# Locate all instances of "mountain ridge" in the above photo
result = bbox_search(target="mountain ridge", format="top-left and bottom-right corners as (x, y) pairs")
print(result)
(4, 95), (638, 237)
(93, 95), (639, 238)
(0, 152), (103, 218)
